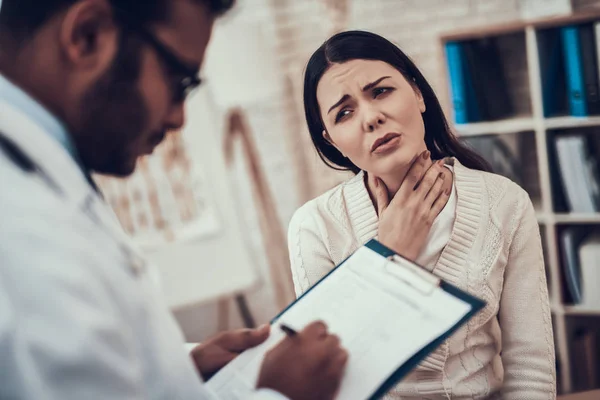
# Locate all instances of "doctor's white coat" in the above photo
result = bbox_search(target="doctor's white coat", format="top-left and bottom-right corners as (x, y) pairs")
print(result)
(0, 101), (283, 400)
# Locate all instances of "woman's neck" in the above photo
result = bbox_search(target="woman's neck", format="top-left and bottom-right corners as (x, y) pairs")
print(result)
(364, 167), (408, 209)
(371, 151), (431, 197)
(365, 160), (454, 213)
(379, 169), (408, 198)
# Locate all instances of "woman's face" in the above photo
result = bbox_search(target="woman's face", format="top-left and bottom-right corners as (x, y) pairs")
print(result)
(317, 59), (427, 177)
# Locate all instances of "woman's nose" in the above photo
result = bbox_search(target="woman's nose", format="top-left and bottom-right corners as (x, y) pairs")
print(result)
(363, 107), (386, 132)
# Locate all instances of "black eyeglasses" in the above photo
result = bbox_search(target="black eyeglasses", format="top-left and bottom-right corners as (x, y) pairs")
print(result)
(113, 9), (202, 102)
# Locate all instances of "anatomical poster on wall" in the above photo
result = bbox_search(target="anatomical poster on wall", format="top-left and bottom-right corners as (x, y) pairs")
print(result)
(94, 130), (221, 248)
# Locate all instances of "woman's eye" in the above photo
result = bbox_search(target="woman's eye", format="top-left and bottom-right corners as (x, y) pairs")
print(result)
(373, 87), (394, 98)
(335, 109), (352, 123)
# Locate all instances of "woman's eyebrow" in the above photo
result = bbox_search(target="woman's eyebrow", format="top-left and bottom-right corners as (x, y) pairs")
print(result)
(361, 76), (391, 92)
(327, 94), (350, 115)
(327, 76), (392, 115)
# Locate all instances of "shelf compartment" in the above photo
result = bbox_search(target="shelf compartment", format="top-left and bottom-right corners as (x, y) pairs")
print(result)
(546, 128), (600, 213)
(445, 32), (531, 125)
(565, 315), (600, 392)
(461, 130), (543, 213)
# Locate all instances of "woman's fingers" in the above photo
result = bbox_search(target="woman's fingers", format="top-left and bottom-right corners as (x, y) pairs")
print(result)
(429, 186), (451, 219)
(424, 170), (445, 207)
(369, 173), (390, 215)
(375, 152), (451, 261)
(414, 159), (444, 198)
(395, 150), (431, 203)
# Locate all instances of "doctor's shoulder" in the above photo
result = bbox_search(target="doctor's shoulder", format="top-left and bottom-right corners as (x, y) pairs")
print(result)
(0, 149), (78, 223)
(0, 144), (120, 269)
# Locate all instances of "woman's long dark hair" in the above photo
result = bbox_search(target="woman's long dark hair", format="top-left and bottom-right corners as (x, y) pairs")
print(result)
(303, 30), (490, 174)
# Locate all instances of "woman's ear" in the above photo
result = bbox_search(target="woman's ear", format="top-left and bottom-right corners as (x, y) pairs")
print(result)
(323, 130), (343, 154)
(414, 86), (426, 114)
(410, 78), (426, 113)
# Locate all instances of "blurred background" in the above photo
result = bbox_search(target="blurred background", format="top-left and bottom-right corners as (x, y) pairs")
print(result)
(8, 0), (597, 395)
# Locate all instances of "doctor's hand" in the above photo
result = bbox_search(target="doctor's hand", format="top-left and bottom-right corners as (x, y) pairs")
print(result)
(190, 324), (270, 380)
(371, 150), (449, 261)
(257, 321), (348, 400)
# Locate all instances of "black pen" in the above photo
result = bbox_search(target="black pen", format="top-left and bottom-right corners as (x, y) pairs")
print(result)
(280, 323), (297, 337)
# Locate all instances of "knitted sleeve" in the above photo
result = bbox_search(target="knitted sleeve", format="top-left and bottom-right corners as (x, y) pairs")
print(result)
(499, 189), (556, 399)
(287, 205), (335, 297)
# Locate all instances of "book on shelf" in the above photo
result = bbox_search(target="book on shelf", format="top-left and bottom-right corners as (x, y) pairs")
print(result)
(539, 23), (600, 117)
(539, 28), (568, 117)
(445, 42), (470, 124)
(554, 133), (600, 213)
(559, 227), (587, 304)
(445, 39), (513, 124)
(559, 227), (600, 309)
(561, 26), (588, 117)
(463, 38), (513, 121)
(555, 331), (564, 394)
(580, 24), (600, 115)
(548, 130), (570, 212)
(578, 232), (600, 311)
(571, 328), (599, 390)
(595, 22), (600, 112)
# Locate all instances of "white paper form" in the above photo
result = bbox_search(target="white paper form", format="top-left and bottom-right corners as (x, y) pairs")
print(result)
(205, 246), (475, 400)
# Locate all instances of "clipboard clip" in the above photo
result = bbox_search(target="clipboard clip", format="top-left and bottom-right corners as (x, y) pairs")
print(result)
(384, 254), (441, 296)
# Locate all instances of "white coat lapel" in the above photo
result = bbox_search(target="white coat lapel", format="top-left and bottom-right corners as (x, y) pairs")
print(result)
(0, 100), (153, 280)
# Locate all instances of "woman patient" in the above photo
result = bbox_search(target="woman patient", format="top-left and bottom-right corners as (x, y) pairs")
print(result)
(288, 30), (555, 399)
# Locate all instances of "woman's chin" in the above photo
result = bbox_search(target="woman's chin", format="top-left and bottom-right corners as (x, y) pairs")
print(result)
(375, 154), (414, 176)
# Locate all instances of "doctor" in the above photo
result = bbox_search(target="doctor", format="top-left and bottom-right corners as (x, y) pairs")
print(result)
(0, 0), (348, 399)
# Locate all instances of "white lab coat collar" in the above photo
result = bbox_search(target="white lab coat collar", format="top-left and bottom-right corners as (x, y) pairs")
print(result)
(0, 100), (94, 208)
(0, 98), (162, 287)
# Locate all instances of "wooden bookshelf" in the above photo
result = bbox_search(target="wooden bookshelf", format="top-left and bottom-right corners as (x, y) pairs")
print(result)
(564, 307), (600, 316)
(454, 116), (535, 136)
(545, 115), (600, 129)
(440, 10), (600, 42)
(554, 214), (600, 224)
(441, 12), (600, 395)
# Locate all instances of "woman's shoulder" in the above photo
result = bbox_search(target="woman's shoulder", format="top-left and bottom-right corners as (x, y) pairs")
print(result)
(289, 172), (365, 234)
(454, 159), (532, 213)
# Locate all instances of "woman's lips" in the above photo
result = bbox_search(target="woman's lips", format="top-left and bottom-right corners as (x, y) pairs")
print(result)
(371, 132), (402, 154)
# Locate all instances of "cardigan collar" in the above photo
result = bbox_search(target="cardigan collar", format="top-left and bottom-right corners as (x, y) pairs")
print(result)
(341, 158), (483, 288)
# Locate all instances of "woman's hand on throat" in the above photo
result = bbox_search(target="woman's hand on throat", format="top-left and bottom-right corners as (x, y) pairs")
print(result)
(369, 151), (451, 261)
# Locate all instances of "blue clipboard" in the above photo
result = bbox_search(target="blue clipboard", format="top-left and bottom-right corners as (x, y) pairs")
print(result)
(272, 239), (486, 400)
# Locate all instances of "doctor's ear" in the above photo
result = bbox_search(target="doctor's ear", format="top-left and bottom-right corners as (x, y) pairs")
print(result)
(60, 0), (117, 71)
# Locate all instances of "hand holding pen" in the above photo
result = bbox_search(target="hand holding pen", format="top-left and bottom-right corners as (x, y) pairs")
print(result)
(257, 321), (348, 400)
(280, 323), (298, 337)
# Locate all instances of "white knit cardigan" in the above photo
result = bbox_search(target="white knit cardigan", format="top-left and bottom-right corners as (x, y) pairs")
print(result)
(287, 158), (556, 400)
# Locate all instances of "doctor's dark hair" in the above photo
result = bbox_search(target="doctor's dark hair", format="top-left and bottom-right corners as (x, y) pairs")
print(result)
(303, 30), (490, 174)
(0, 0), (235, 41)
